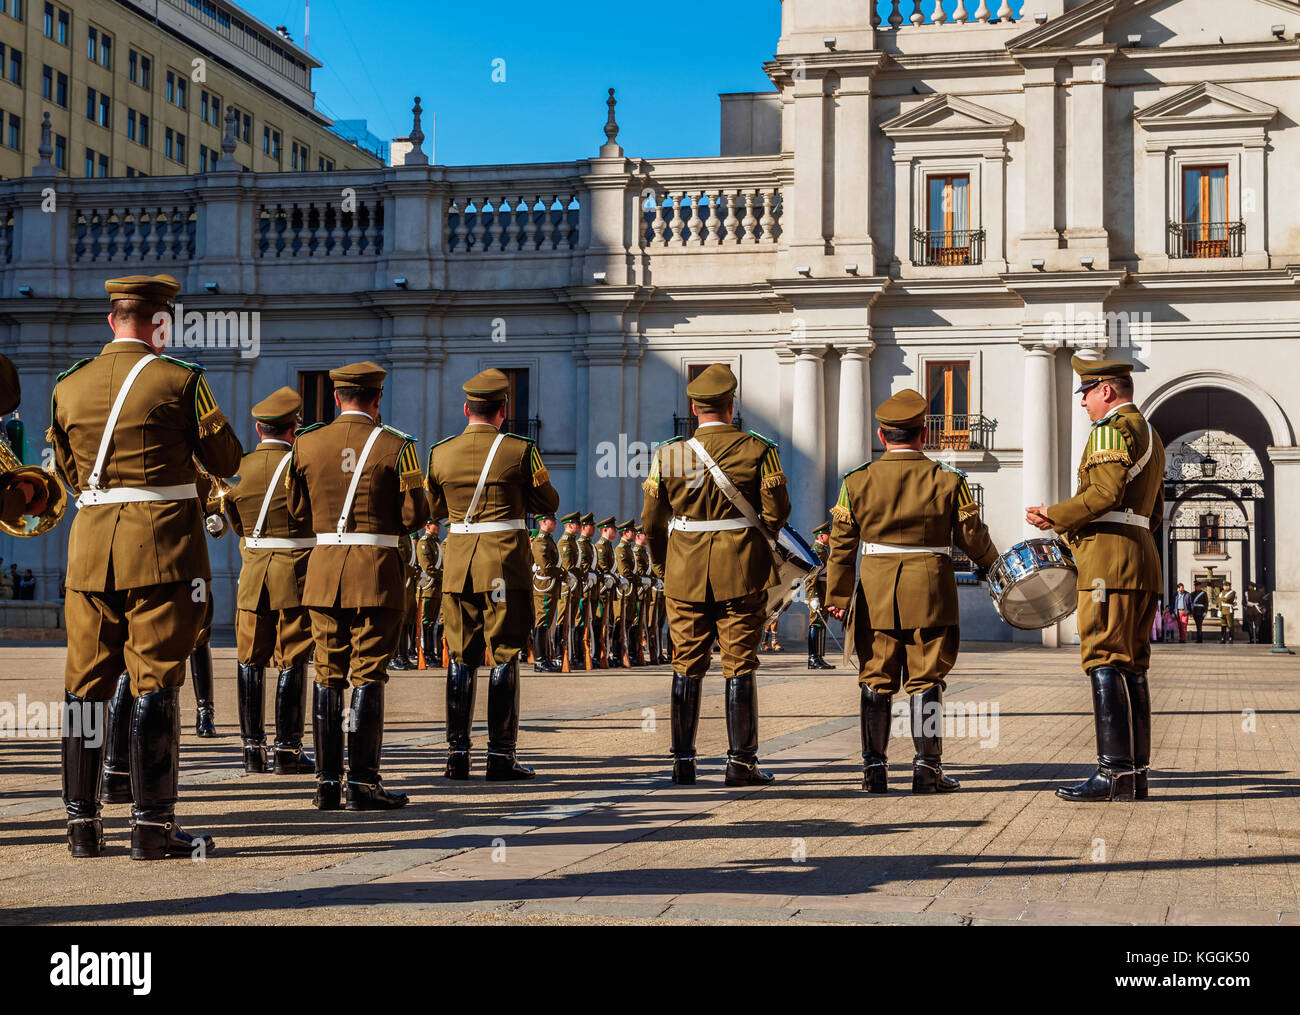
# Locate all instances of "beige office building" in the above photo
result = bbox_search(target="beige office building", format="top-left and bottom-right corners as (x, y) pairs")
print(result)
(0, 0), (381, 179)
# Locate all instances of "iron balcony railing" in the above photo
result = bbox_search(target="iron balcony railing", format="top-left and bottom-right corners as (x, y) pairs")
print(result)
(912, 228), (985, 267)
(923, 414), (997, 452)
(1167, 221), (1244, 259)
(674, 415), (744, 439)
(504, 417), (542, 445)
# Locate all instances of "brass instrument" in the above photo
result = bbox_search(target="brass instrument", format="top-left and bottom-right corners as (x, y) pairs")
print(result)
(0, 430), (67, 537)
(194, 459), (238, 539)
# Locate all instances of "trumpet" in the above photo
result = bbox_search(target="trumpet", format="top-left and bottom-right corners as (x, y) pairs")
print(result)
(194, 459), (238, 539)
(0, 433), (67, 538)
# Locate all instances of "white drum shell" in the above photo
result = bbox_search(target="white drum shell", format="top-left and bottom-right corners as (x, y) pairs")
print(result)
(987, 538), (1078, 631)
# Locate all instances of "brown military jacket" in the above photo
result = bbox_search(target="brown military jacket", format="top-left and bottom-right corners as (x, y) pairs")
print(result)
(532, 531), (560, 596)
(286, 411), (428, 610)
(425, 423), (560, 595)
(642, 425), (791, 602)
(49, 340), (243, 592)
(224, 440), (313, 612)
(417, 532), (443, 603)
(1046, 402), (1165, 593)
(826, 452), (998, 629)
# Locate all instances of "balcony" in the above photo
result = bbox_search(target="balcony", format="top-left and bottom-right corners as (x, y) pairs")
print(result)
(674, 415), (744, 439)
(1167, 221), (1244, 259)
(923, 414), (996, 452)
(912, 229), (984, 267)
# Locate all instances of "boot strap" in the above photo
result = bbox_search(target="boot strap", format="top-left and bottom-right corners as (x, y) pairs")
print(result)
(347, 780), (381, 790)
(728, 758), (759, 771)
(863, 760), (887, 770)
(914, 760), (943, 773)
(67, 817), (102, 825)
(130, 819), (173, 830)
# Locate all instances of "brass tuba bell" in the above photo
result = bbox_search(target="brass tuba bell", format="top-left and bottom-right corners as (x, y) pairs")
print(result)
(0, 430), (67, 537)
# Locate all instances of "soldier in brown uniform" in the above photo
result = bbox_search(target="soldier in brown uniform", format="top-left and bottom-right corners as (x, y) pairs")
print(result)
(642, 364), (791, 786)
(51, 273), (243, 860)
(188, 466), (231, 738)
(389, 534), (420, 671)
(805, 521), (834, 670)
(416, 519), (443, 666)
(594, 516), (618, 667)
(222, 388), (316, 775)
(576, 512), (598, 667)
(614, 520), (640, 666)
(556, 511), (582, 667)
(826, 390), (999, 795)
(530, 512), (562, 672)
(426, 369), (560, 780)
(286, 362), (428, 811)
(635, 527), (668, 663)
(1028, 358), (1165, 803)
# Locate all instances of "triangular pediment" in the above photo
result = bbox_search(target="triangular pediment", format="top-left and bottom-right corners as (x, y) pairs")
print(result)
(880, 95), (1016, 139)
(1011, 0), (1300, 51)
(1136, 81), (1278, 129)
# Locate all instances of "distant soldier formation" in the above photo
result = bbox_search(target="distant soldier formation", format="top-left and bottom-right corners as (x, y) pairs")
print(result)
(0, 274), (1249, 858)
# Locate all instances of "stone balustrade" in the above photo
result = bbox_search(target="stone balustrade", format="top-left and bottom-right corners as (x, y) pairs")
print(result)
(872, 0), (1023, 27)
(638, 156), (787, 251)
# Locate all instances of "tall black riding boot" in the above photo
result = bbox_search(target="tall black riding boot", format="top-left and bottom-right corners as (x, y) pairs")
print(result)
(100, 673), (134, 804)
(191, 645), (217, 737)
(670, 672), (703, 785)
(607, 624), (623, 669)
(860, 686), (892, 793)
(345, 683), (408, 810)
(911, 686), (959, 793)
(724, 672), (774, 786)
(312, 684), (344, 810)
(273, 663), (315, 774)
(1056, 667), (1136, 802)
(1124, 670), (1152, 800)
(487, 656), (534, 780)
(807, 625), (833, 670)
(130, 687), (216, 860)
(533, 626), (560, 673)
(236, 663), (267, 774)
(445, 661), (476, 779)
(657, 626), (671, 665)
(816, 626), (835, 669)
(63, 693), (106, 857)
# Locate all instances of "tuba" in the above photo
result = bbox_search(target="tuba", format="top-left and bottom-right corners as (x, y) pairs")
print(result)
(0, 426), (67, 537)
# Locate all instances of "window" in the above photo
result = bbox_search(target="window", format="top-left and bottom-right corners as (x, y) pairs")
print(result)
(43, 2), (66, 44)
(9, 48), (21, 85)
(7, 114), (19, 149)
(926, 361), (972, 450)
(921, 174), (978, 266)
(53, 132), (66, 170)
(56, 70), (66, 106)
(128, 48), (136, 83)
(85, 87), (95, 120)
(138, 113), (149, 147)
(98, 94), (110, 129)
(87, 26), (96, 61)
(299, 371), (336, 425)
(126, 108), (135, 141)
(140, 55), (151, 90)
(319, 156), (334, 172)
(1198, 513), (1223, 555)
(264, 125), (281, 159)
(99, 32), (111, 69)
(291, 140), (308, 170)
(200, 91), (221, 127)
(242, 112), (250, 142)
(176, 132), (186, 164)
(165, 71), (174, 104)
(98, 152), (108, 178)
(176, 77), (186, 110)
(1177, 165), (1235, 258)
(164, 127), (173, 159)
(502, 368), (532, 436)
(84, 147), (94, 178)
(41, 64), (50, 99)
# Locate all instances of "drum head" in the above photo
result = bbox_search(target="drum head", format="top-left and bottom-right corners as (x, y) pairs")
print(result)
(997, 566), (1078, 630)
(777, 525), (820, 569)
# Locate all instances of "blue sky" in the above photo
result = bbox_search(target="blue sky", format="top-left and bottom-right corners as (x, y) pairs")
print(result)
(239, 0), (783, 165)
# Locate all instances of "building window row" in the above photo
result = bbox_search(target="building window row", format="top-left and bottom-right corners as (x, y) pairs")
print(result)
(85, 88), (111, 129)
(165, 70), (187, 111)
(200, 89), (222, 127)
(43, 2), (67, 45)
(87, 25), (111, 68)
(164, 127), (186, 165)
(4, 45), (21, 87)
(2, 2), (24, 24)
(41, 64), (68, 107)
(0, 109), (19, 149)
(125, 108), (149, 147)
(127, 49), (152, 90)
(84, 147), (107, 178)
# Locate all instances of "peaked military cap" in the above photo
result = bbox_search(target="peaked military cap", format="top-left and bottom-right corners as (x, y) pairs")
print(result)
(812, 521), (831, 536)
(105, 273), (180, 305)
(463, 368), (510, 400)
(597, 516), (616, 529)
(687, 364), (738, 407)
(875, 389), (928, 429)
(580, 512), (595, 526)
(618, 519), (635, 532)
(559, 511), (581, 525)
(251, 386), (303, 427)
(330, 361), (387, 389)
(535, 510), (556, 521)
(1072, 356), (1133, 394)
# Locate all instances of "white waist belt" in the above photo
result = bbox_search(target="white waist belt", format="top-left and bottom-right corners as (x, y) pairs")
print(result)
(861, 542), (952, 556)
(77, 483), (199, 507)
(244, 537), (316, 550)
(670, 517), (757, 533)
(1096, 510), (1150, 529)
(449, 519), (527, 535)
(314, 532), (400, 548)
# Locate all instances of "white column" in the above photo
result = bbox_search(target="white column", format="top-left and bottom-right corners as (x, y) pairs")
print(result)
(837, 344), (873, 478)
(1022, 342), (1059, 647)
(1267, 448), (1300, 633)
(791, 345), (828, 533)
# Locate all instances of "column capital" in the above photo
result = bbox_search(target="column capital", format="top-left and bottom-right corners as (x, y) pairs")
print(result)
(836, 340), (876, 359)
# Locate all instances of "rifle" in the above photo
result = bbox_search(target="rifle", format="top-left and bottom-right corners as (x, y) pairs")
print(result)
(561, 571), (577, 674)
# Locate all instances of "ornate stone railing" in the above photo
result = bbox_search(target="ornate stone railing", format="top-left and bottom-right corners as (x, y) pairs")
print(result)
(872, 0), (1025, 27)
(258, 198), (384, 258)
(73, 206), (197, 263)
(442, 164), (585, 255)
(638, 156), (787, 250)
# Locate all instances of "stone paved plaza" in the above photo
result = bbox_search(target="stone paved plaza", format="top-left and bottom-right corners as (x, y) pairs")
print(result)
(1, 640), (1297, 926)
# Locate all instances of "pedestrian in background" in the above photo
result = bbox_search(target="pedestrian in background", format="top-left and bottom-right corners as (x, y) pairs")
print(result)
(1190, 581), (1209, 643)
(1173, 582), (1191, 643)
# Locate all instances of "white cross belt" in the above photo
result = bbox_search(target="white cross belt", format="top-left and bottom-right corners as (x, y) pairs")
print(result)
(244, 536), (316, 550)
(314, 532), (400, 548)
(861, 542), (951, 556)
(449, 519), (527, 535)
(1096, 510), (1150, 529)
(670, 517), (757, 533)
(77, 483), (199, 508)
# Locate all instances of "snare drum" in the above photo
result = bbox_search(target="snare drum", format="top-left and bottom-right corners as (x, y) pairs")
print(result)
(766, 525), (822, 623)
(986, 538), (1078, 630)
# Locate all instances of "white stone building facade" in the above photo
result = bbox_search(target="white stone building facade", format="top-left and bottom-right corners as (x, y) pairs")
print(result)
(2, 0), (1298, 644)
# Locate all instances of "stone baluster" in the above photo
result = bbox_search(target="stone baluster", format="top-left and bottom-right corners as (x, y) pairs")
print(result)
(504, 196), (523, 252)
(703, 189), (722, 246)
(472, 198), (491, 251)
(452, 199), (469, 252)
(911, 1), (925, 26)
(685, 191), (704, 247)
(648, 193), (667, 248)
(740, 189), (759, 245)
(667, 193), (686, 247)
(997, 1), (1013, 21)
(522, 195), (540, 251)
(870, 4), (881, 28)
(360, 202), (378, 256)
(975, 1), (991, 22)
(557, 195), (574, 249)
(723, 191), (740, 244)
(954, 0), (970, 23)
(540, 196), (558, 250)
(487, 198), (505, 251)
(759, 188), (777, 243)
(307, 203), (320, 257)
(932, 0), (947, 25)
(888, 1), (904, 28)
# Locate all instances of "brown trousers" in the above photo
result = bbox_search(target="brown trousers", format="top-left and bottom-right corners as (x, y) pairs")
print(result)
(236, 596), (313, 668)
(852, 620), (960, 695)
(667, 590), (765, 680)
(1077, 589), (1159, 675)
(66, 582), (207, 698)
(308, 606), (403, 688)
(443, 588), (532, 667)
